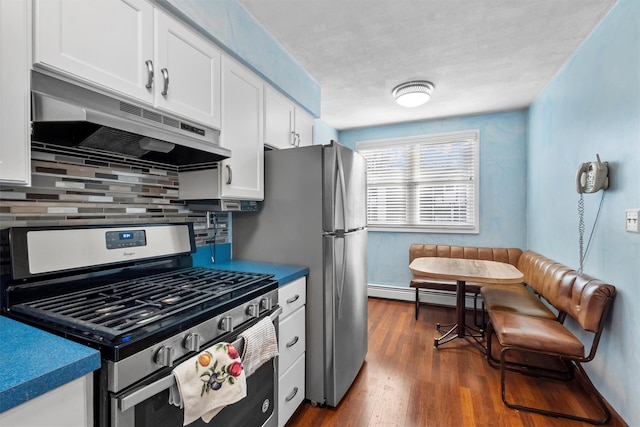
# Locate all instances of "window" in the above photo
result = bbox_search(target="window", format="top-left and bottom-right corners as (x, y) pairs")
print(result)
(357, 130), (479, 233)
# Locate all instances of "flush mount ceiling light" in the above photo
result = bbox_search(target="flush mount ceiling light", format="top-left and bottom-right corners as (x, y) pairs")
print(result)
(392, 80), (435, 108)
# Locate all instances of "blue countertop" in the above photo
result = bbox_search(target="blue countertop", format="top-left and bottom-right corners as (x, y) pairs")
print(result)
(191, 251), (309, 286)
(0, 316), (101, 413)
(209, 260), (308, 285)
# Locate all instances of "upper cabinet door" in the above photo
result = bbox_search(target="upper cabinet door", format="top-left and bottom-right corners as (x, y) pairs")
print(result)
(295, 109), (315, 147)
(220, 56), (264, 200)
(33, 0), (154, 103)
(154, 11), (221, 128)
(0, 0), (31, 186)
(264, 84), (315, 149)
(265, 86), (295, 149)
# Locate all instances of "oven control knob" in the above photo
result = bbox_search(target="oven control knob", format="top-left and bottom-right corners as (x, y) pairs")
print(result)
(154, 346), (174, 367)
(260, 297), (273, 311)
(219, 316), (233, 333)
(247, 303), (260, 318)
(183, 333), (201, 352)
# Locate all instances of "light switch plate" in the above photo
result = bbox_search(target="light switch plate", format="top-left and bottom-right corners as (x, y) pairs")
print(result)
(626, 209), (640, 233)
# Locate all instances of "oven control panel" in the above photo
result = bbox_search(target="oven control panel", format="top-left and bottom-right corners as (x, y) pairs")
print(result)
(105, 230), (147, 249)
(107, 289), (279, 393)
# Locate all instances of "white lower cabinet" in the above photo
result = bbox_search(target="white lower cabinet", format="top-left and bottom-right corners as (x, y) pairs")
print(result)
(0, 375), (93, 427)
(279, 306), (306, 375)
(278, 276), (306, 426)
(278, 354), (305, 426)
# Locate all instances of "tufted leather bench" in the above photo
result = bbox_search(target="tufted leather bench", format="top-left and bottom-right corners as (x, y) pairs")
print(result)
(483, 250), (616, 424)
(409, 244), (523, 321)
(481, 251), (571, 321)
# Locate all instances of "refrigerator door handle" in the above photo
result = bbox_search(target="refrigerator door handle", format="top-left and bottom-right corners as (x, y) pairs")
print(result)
(336, 148), (348, 231)
(335, 234), (348, 319)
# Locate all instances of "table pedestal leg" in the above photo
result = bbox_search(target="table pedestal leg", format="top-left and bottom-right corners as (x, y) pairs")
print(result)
(456, 279), (466, 337)
(433, 280), (484, 351)
(434, 280), (466, 347)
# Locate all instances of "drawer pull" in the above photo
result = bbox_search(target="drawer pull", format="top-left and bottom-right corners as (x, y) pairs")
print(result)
(286, 336), (299, 348)
(285, 386), (299, 402)
(286, 294), (300, 304)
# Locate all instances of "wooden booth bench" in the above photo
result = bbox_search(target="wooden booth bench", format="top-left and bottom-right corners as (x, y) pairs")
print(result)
(409, 245), (617, 424)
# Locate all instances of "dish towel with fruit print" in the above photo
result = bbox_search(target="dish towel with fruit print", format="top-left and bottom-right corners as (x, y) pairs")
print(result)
(170, 342), (247, 426)
(239, 317), (279, 377)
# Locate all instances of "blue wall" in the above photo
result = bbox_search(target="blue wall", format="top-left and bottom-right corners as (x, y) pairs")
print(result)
(528, 0), (639, 423)
(313, 119), (339, 146)
(339, 111), (528, 287)
(158, 0), (321, 117)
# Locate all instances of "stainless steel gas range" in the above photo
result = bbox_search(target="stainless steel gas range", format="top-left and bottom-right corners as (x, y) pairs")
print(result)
(0, 223), (280, 427)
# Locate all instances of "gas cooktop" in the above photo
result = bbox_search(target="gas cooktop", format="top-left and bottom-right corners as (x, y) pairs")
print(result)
(11, 267), (274, 337)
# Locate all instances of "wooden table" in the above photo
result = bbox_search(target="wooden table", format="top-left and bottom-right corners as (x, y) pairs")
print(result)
(409, 257), (523, 348)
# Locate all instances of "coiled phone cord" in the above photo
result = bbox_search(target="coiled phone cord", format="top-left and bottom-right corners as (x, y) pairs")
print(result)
(578, 191), (605, 274)
(578, 194), (585, 273)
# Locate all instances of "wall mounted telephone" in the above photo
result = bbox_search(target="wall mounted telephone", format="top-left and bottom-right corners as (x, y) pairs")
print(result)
(576, 154), (609, 273)
(576, 154), (609, 194)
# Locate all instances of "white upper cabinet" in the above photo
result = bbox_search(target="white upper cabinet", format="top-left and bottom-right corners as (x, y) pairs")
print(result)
(265, 86), (295, 149)
(294, 108), (314, 147)
(153, 10), (221, 128)
(34, 0), (155, 104)
(218, 55), (264, 200)
(0, 0), (31, 186)
(265, 86), (314, 149)
(33, 0), (221, 128)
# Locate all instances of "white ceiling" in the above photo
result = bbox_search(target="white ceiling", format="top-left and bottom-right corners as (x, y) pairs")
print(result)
(237, 0), (616, 130)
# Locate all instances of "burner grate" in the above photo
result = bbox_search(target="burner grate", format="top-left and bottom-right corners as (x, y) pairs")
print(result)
(10, 268), (274, 339)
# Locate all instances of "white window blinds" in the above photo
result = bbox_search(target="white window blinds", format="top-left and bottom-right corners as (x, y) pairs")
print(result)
(357, 130), (479, 233)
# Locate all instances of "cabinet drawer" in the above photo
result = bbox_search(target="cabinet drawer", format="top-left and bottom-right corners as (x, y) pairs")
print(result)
(278, 277), (306, 319)
(278, 307), (305, 372)
(278, 354), (305, 427)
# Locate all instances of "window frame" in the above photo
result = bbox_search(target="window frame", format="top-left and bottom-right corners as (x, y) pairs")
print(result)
(357, 130), (480, 234)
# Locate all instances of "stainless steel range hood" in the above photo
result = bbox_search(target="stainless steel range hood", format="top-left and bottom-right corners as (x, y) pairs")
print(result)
(31, 71), (230, 170)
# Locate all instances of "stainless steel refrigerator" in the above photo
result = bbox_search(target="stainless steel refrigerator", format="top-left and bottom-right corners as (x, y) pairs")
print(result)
(233, 141), (368, 407)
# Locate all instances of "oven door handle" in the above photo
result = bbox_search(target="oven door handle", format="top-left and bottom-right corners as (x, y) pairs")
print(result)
(118, 306), (282, 412)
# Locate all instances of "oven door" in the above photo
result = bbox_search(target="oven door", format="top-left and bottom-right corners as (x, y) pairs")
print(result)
(111, 307), (281, 427)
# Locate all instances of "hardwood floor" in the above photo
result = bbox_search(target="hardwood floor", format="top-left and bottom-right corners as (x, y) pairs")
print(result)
(285, 298), (625, 427)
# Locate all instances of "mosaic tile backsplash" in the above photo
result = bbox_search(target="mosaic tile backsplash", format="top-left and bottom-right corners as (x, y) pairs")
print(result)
(0, 142), (228, 247)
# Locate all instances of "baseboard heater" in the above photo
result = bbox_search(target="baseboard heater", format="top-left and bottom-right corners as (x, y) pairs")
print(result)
(367, 283), (479, 309)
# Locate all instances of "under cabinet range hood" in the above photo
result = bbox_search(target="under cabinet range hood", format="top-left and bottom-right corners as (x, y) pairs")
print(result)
(30, 71), (230, 170)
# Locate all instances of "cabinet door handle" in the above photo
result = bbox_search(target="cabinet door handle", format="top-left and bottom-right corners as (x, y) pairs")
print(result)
(145, 60), (154, 89)
(290, 131), (296, 147)
(286, 336), (299, 348)
(225, 165), (232, 185)
(286, 294), (299, 304)
(285, 387), (299, 402)
(161, 68), (169, 96)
